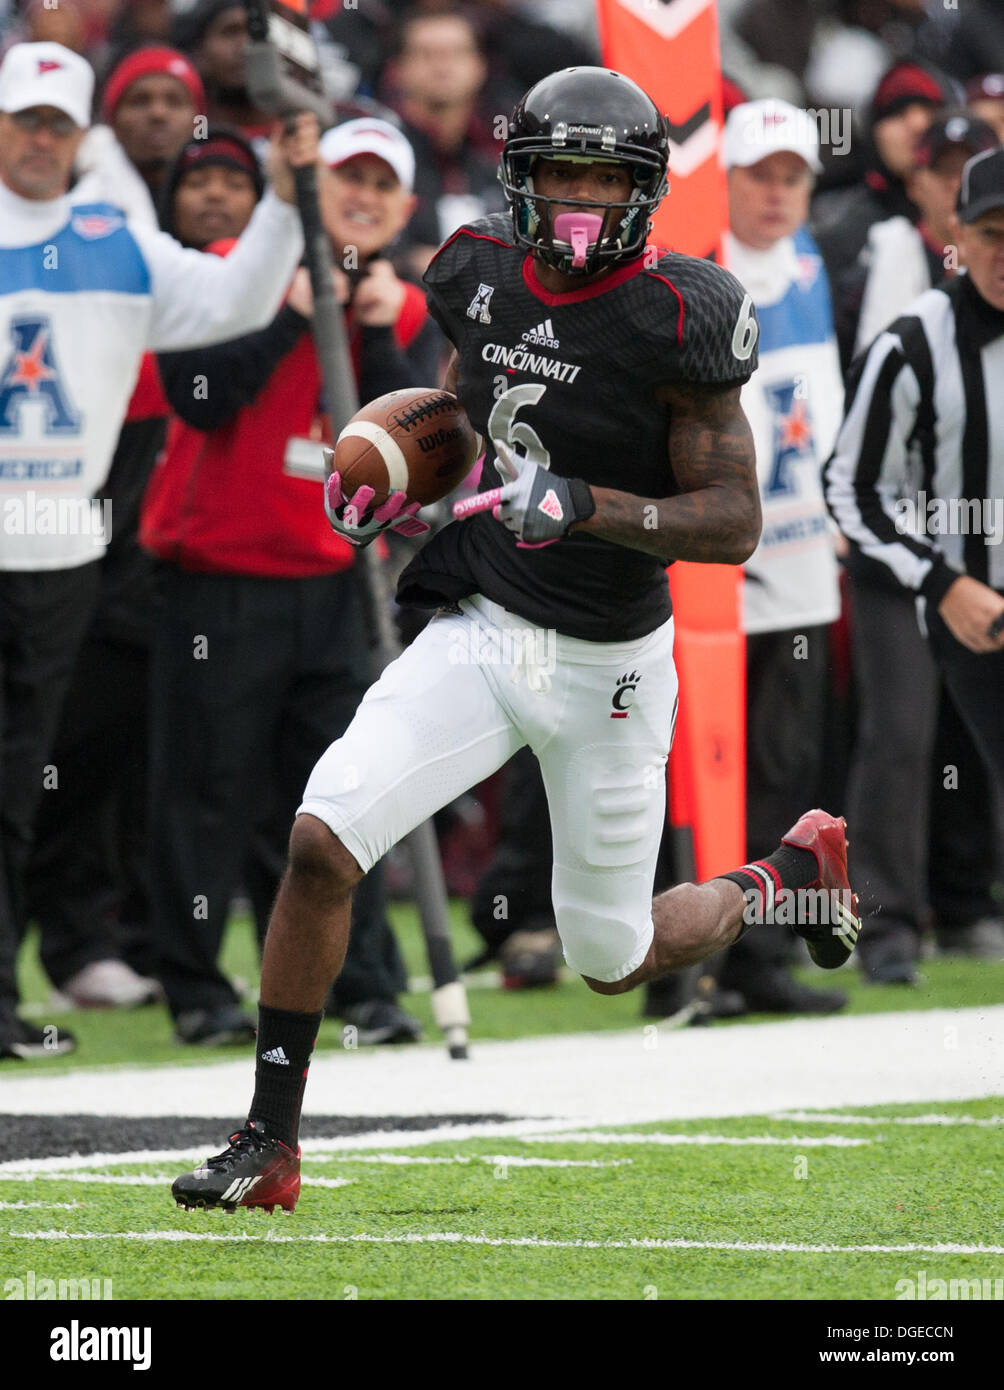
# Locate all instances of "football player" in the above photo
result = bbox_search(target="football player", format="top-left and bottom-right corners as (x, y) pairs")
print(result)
(172, 68), (860, 1214)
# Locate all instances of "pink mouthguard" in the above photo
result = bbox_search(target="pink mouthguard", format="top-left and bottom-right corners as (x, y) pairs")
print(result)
(552, 212), (603, 268)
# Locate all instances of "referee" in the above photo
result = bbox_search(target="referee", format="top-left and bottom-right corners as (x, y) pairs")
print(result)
(825, 145), (1004, 784)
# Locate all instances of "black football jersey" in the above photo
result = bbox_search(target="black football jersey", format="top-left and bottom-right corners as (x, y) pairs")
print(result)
(397, 213), (758, 641)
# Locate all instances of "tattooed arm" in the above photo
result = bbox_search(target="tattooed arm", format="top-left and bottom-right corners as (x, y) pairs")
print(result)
(571, 381), (761, 564)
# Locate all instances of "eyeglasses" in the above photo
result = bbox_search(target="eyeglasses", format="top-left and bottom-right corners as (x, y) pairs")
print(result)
(9, 109), (78, 137)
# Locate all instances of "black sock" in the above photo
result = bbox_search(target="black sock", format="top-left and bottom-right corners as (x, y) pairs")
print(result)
(248, 1004), (323, 1149)
(717, 844), (819, 926)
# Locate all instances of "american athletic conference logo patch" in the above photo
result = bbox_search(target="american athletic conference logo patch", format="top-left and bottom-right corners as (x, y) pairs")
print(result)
(71, 210), (124, 240)
(0, 316), (82, 434)
(466, 282), (494, 324)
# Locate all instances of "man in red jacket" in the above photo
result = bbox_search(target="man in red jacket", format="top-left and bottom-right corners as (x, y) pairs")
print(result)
(142, 120), (439, 1046)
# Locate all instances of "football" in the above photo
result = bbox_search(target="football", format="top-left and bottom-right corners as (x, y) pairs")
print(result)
(332, 387), (481, 509)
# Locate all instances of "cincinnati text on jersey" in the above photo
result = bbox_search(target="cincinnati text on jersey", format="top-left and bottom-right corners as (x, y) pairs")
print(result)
(481, 342), (582, 382)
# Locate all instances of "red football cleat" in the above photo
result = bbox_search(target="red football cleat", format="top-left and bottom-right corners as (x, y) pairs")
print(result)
(172, 1122), (301, 1213)
(781, 809), (861, 969)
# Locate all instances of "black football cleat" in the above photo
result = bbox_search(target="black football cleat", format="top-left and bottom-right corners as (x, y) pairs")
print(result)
(781, 809), (862, 969)
(172, 1121), (300, 1213)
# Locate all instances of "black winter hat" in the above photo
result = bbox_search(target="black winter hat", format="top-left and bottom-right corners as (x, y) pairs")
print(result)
(172, 0), (241, 54)
(159, 124), (264, 238)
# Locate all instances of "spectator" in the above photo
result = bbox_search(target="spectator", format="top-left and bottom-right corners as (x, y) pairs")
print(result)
(966, 74), (1004, 144)
(140, 119), (434, 1046)
(854, 112), (999, 355)
(74, 45), (205, 224)
(381, 8), (504, 277)
(160, 126), (263, 244)
(942, 1), (1004, 84)
(813, 59), (952, 369)
(103, 1), (174, 75)
(732, 0), (941, 110)
(16, 0), (89, 55)
(316, 0), (396, 100)
(825, 147), (1004, 790)
(23, 47), (209, 1012)
(717, 100), (847, 1013)
(461, 1), (599, 113)
(0, 38), (310, 1059)
(172, 0), (270, 149)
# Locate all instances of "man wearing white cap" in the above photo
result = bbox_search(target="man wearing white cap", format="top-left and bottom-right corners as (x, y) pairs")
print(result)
(314, 117), (422, 345)
(716, 99), (847, 1015)
(0, 40), (316, 1059)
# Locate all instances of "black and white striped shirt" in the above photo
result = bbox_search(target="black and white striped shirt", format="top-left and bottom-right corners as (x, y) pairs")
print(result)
(824, 273), (1004, 604)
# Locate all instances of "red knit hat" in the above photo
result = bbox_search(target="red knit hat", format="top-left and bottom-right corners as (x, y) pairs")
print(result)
(871, 62), (949, 124)
(101, 46), (205, 122)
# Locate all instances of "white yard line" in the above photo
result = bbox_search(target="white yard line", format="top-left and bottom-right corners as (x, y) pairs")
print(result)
(8, 1229), (1004, 1256)
(339, 1154), (633, 1167)
(0, 1201), (81, 1210)
(0, 1006), (1000, 1124)
(520, 1132), (871, 1147)
(0, 1157), (632, 1179)
(770, 1110), (1004, 1127)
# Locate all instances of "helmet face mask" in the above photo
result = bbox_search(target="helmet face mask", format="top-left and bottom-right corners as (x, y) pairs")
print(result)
(500, 67), (670, 275)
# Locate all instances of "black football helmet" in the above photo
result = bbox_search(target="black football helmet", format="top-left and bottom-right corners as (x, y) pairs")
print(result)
(500, 66), (670, 275)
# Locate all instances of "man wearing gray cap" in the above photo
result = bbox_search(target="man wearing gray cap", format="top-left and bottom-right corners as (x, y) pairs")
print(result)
(826, 146), (1004, 789)
(0, 40), (314, 1059)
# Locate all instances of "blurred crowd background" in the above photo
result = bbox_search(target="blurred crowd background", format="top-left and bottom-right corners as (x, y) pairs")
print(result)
(1, 0), (1002, 1053)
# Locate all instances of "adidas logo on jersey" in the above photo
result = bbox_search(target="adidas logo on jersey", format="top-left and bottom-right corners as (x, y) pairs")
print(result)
(522, 319), (560, 349)
(262, 1046), (290, 1066)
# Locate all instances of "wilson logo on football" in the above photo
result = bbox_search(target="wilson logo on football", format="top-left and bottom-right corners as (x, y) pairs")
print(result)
(611, 670), (641, 719)
(537, 489), (564, 521)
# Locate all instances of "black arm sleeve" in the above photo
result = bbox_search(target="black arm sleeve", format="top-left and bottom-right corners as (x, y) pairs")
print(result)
(157, 305), (310, 431)
(356, 318), (442, 403)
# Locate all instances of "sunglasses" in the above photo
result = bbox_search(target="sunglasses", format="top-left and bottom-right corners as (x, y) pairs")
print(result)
(10, 109), (78, 137)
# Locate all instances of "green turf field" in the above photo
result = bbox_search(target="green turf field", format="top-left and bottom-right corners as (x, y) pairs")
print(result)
(4, 904), (1003, 1302)
(2, 1098), (1002, 1301)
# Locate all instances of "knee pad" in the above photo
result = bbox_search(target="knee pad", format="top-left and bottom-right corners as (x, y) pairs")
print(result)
(552, 863), (654, 984)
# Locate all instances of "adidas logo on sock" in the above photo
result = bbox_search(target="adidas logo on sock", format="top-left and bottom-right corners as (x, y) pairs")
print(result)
(522, 318), (559, 348)
(262, 1046), (290, 1066)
